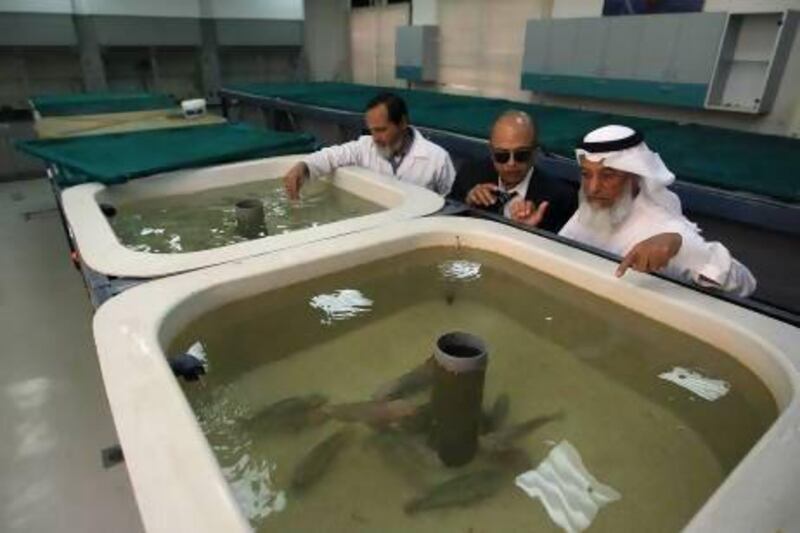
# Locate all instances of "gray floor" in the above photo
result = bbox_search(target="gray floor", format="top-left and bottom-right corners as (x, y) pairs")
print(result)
(0, 179), (143, 532)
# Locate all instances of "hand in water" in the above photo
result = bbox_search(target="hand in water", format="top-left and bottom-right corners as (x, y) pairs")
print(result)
(283, 162), (309, 200)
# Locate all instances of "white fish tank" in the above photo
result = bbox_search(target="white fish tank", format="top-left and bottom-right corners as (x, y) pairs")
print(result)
(92, 218), (800, 533)
(61, 155), (444, 278)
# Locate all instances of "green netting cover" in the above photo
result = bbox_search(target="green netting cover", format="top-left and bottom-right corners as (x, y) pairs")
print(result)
(31, 92), (176, 117)
(16, 123), (317, 187)
(226, 83), (800, 203)
(227, 82), (365, 102)
(642, 124), (800, 201)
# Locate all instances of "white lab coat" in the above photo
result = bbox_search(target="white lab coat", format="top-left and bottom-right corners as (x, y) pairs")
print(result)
(559, 194), (757, 297)
(302, 127), (455, 196)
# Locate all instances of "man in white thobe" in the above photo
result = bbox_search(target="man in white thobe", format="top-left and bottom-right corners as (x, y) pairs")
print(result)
(559, 125), (756, 297)
(282, 92), (455, 198)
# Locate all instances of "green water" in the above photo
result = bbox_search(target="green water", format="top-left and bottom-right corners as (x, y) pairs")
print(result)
(106, 178), (383, 253)
(170, 248), (777, 532)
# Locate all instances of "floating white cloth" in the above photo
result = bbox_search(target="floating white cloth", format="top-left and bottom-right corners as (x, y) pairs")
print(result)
(658, 366), (730, 401)
(515, 440), (621, 533)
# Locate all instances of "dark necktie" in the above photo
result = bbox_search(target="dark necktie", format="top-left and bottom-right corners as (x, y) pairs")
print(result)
(495, 189), (518, 206)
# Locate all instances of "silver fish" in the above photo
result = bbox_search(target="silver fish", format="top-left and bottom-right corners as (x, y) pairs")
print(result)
(481, 393), (510, 434)
(483, 446), (533, 473)
(251, 393), (328, 433)
(371, 358), (435, 401)
(397, 402), (432, 434)
(324, 399), (420, 427)
(480, 412), (563, 453)
(290, 428), (353, 492)
(366, 430), (441, 488)
(404, 469), (505, 514)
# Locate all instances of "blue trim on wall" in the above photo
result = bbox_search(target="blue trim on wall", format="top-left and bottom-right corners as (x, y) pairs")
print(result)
(395, 65), (424, 82)
(521, 73), (708, 108)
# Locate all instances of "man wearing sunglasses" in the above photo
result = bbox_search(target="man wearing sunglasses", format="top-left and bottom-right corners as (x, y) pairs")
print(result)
(283, 92), (455, 199)
(450, 110), (577, 233)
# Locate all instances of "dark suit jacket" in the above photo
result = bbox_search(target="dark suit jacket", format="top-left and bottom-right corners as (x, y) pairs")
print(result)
(449, 157), (578, 233)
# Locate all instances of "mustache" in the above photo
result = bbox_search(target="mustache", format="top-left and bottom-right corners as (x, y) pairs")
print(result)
(576, 181), (635, 232)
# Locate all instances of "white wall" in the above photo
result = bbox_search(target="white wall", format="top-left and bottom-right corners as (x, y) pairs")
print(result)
(412, 0), (438, 25)
(550, 0), (800, 17)
(437, 0), (548, 99)
(0, 0), (304, 18)
(202, 0), (303, 20)
(303, 0), (350, 81)
(551, 0), (602, 18)
(705, 0), (800, 13)
(408, 0), (800, 136)
(0, 0), (72, 14)
(351, 4), (408, 87)
(71, 0), (199, 17)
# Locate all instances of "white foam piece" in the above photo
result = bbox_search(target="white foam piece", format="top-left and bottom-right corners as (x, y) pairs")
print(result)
(438, 259), (482, 281)
(168, 234), (183, 252)
(140, 227), (166, 236)
(222, 455), (285, 521)
(515, 440), (621, 533)
(658, 366), (730, 401)
(186, 341), (208, 365)
(309, 289), (373, 324)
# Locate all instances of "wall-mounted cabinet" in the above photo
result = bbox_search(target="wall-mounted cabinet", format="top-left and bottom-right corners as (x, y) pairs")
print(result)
(522, 13), (726, 109)
(706, 11), (799, 114)
(521, 10), (798, 114)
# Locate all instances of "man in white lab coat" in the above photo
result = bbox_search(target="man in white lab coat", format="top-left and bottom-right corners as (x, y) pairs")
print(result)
(559, 124), (756, 297)
(282, 92), (455, 198)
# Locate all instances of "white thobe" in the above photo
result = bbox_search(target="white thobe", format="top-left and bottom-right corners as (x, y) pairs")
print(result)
(559, 194), (757, 297)
(302, 127), (455, 196)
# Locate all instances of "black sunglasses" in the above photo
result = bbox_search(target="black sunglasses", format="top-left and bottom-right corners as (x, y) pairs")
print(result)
(491, 147), (534, 164)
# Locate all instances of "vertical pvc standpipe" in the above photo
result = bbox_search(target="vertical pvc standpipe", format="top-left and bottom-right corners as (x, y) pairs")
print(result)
(431, 331), (488, 467)
(235, 199), (267, 239)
